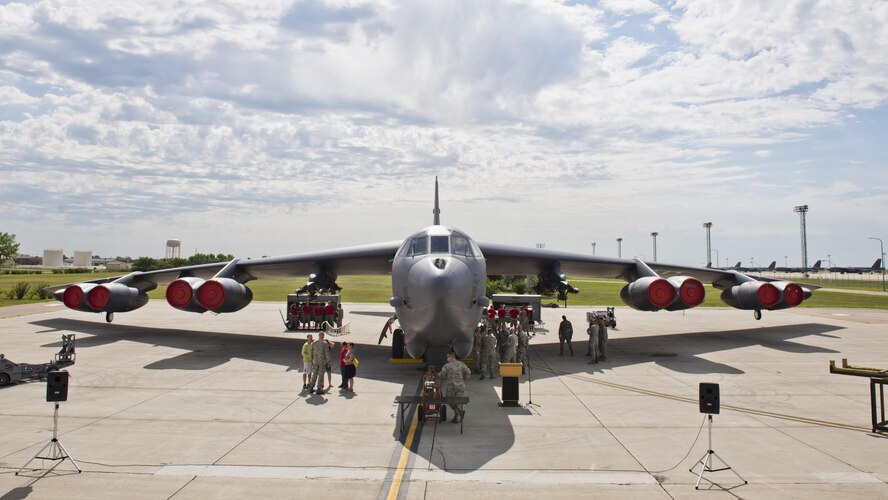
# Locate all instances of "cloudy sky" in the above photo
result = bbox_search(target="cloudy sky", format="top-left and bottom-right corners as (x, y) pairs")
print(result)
(1, 0), (886, 269)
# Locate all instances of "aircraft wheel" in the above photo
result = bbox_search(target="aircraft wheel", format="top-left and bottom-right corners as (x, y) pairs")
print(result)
(753, 309), (762, 321)
(105, 312), (114, 323)
(0, 373), (10, 386)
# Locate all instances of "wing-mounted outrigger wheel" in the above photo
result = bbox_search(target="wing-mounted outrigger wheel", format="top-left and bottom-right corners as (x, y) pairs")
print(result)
(753, 309), (762, 320)
(105, 312), (114, 323)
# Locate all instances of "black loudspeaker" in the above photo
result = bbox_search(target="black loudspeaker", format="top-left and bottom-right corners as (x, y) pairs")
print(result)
(699, 382), (719, 414)
(46, 371), (69, 402)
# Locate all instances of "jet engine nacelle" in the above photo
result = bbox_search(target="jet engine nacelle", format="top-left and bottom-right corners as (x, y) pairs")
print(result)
(665, 276), (706, 311)
(85, 283), (149, 312)
(57, 283), (149, 313)
(620, 277), (676, 312)
(57, 283), (99, 312)
(196, 278), (253, 313)
(720, 281), (805, 310)
(166, 277), (209, 313)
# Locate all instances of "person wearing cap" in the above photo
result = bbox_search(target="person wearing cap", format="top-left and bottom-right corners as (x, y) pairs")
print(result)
(516, 326), (528, 373)
(480, 327), (497, 380)
(597, 317), (609, 361)
(558, 315), (574, 356)
(504, 327), (518, 363)
(439, 352), (470, 423)
(586, 319), (600, 364)
(472, 325), (483, 374)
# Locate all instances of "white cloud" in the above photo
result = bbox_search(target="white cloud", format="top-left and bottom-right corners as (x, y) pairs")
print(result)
(0, 0), (886, 265)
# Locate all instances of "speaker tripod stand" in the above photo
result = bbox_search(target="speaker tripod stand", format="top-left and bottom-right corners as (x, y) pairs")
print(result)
(689, 414), (746, 489)
(17, 403), (81, 476)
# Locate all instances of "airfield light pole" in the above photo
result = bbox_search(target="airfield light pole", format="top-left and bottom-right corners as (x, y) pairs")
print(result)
(712, 249), (719, 268)
(703, 222), (713, 267)
(651, 232), (659, 262)
(794, 205), (809, 276)
(869, 237), (885, 292)
(784, 256), (788, 268)
(617, 238), (623, 259)
(591, 242), (596, 256)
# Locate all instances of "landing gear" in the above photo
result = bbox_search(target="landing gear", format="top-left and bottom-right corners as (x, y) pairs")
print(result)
(753, 309), (762, 321)
(392, 328), (405, 359)
(105, 312), (114, 323)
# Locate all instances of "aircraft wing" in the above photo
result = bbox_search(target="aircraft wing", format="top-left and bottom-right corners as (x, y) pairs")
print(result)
(47, 241), (402, 292)
(478, 242), (752, 289)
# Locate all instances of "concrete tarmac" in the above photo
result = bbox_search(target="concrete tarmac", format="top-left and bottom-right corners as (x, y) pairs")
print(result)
(1, 301), (886, 499)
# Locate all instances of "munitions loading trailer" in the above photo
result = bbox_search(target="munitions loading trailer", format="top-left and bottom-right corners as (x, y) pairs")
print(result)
(491, 294), (542, 322)
(586, 307), (617, 328)
(283, 294), (341, 331)
(0, 335), (76, 387)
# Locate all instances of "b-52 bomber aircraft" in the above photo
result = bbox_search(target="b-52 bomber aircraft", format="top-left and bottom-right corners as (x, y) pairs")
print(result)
(50, 179), (817, 365)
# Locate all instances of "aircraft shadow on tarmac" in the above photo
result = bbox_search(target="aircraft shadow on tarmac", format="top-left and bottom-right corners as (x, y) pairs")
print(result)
(525, 323), (844, 376)
(27, 318), (843, 474)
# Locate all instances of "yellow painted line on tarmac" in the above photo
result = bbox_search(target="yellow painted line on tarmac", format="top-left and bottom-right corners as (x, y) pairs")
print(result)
(534, 364), (871, 433)
(386, 408), (420, 500)
(388, 358), (424, 363)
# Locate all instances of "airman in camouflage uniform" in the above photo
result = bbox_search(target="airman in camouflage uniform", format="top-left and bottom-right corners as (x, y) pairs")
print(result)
(504, 328), (518, 363)
(472, 325), (483, 374)
(516, 327), (528, 371)
(308, 332), (331, 393)
(586, 320), (600, 364)
(439, 352), (471, 423)
(480, 328), (497, 380)
(518, 308), (528, 333)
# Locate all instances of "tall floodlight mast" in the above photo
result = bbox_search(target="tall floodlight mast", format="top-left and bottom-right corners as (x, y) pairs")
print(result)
(702, 222), (713, 267)
(794, 205), (809, 276)
(651, 232), (659, 262)
(617, 238), (623, 259)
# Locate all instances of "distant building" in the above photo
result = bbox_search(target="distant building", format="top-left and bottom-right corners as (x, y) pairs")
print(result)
(43, 249), (63, 268)
(105, 260), (132, 272)
(73, 250), (92, 267)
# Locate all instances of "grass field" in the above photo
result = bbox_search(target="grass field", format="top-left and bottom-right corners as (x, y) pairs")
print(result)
(2, 272), (887, 309)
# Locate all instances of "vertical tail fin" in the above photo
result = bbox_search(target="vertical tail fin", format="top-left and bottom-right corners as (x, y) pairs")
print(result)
(873, 259), (881, 270)
(768, 261), (776, 270)
(433, 176), (441, 225)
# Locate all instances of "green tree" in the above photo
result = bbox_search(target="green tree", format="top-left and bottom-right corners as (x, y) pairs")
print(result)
(132, 256), (159, 272)
(0, 232), (21, 265)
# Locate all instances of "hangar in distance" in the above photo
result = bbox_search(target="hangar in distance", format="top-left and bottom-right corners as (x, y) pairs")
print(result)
(50, 179), (817, 365)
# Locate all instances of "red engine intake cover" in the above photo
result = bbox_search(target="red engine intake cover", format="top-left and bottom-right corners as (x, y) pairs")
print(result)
(197, 280), (226, 310)
(678, 279), (705, 307)
(647, 279), (675, 309)
(87, 285), (111, 311)
(62, 286), (85, 309)
(757, 283), (780, 308)
(783, 283), (804, 307)
(166, 280), (195, 309)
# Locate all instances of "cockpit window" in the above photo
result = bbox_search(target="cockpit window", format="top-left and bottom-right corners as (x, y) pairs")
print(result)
(451, 233), (472, 257)
(430, 235), (449, 254)
(408, 236), (428, 256)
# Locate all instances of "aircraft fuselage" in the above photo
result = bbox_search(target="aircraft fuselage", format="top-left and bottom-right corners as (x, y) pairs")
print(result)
(390, 225), (487, 359)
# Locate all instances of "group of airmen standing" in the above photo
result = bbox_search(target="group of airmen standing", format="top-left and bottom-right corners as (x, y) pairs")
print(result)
(557, 314), (609, 363)
(290, 301), (344, 330)
(472, 305), (532, 379)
